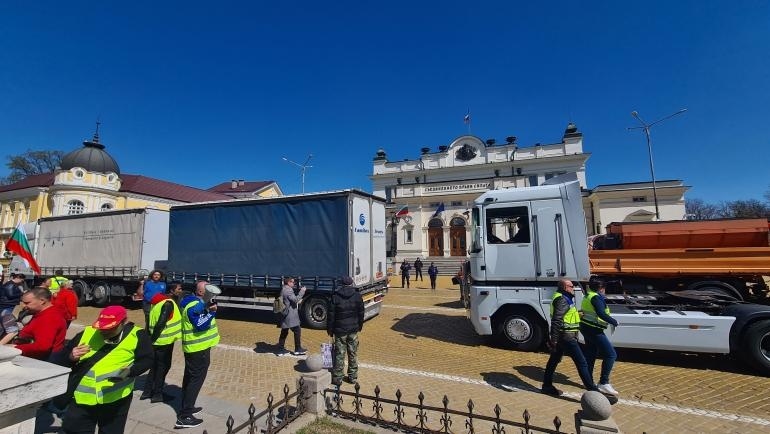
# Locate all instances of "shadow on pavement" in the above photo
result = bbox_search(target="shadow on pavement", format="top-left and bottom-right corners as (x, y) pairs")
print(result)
(615, 347), (753, 375)
(254, 341), (282, 355)
(480, 371), (540, 393)
(434, 300), (463, 309)
(390, 312), (484, 346)
(513, 365), (584, 391)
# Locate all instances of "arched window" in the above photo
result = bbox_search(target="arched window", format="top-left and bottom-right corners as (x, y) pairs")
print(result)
(428, 218), (443, 228)
(450, 217), (466, 227)
(101, 203), (113, 212)
(67, 200), (85, 215)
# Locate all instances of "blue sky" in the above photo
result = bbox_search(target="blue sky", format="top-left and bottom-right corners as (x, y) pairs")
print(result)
(1, 1), (768, 203)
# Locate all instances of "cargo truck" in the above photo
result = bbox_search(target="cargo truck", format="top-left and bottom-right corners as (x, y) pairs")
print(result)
(461, 174), (770, 374)
(35, 208), (170, 306)
(165, 190), (388, 329)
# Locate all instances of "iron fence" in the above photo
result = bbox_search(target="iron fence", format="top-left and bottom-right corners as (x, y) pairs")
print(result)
(325, 383), (564, 434)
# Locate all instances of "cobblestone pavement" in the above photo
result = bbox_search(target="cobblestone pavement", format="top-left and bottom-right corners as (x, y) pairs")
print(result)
(67, 277), (770, 433)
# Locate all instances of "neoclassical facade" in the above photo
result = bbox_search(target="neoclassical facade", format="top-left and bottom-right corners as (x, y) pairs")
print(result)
(370, 123), (687, 262)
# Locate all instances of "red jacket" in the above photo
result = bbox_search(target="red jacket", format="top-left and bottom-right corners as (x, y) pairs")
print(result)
(52, 288), (78, 322)
(15, 306), (67, 360)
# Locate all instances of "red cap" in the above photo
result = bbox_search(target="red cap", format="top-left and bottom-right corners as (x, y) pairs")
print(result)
(92, 306), (127, 330)
(150, 293), (169, 305)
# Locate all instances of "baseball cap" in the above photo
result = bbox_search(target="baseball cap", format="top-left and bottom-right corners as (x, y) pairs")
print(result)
(93, 306), (127, 330)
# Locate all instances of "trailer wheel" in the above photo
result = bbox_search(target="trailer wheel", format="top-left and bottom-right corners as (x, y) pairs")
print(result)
(496, 310), (545, 352)
(301, 296), (329, 329)
(741, 320), (770, 375)
(91, 281), (111, 307)
(71, 280), (89, 306)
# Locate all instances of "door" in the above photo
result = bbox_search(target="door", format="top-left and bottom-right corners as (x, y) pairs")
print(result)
(429, 227), (443, 256)
(482, 203), (536, 280)
(450, 226), (466, 256)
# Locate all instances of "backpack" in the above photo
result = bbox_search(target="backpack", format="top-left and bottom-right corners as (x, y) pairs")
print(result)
(273, 295), (286, 314)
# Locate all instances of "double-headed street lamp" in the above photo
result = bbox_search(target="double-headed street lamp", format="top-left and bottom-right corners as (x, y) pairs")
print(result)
(628, 108), (687, 220)
(282, 154), (313, 193)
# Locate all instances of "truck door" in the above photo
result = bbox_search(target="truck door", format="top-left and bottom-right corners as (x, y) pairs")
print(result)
(481, 203), (536, 281)
(531, 199), (568, 281)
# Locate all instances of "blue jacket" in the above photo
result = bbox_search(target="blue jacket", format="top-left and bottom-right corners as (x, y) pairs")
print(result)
(180, 294), (216, 332)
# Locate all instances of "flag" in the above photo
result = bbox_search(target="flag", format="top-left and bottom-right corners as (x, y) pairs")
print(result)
(395, 205), (409, 217)
(463, 113), (471, 124)
(432, 202), (445, 218)
(5, 222), (40, 274)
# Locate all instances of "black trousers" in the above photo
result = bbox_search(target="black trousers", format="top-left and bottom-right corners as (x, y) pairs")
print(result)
(180, 348), (211, 418)
(278, 326), (302, 351)
(146, 343), (174, 395)
(415, 269), (423, 281)
(401, 274), (410, 288)
(61, 394), (132, 434)
(429, 275), (437, 289)
(542, 335), (595, 390)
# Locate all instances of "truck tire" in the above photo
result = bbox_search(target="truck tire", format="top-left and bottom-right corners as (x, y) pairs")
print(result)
(91, 281), (111, 307)
(496, 311), (545, 352)
(741, 320), (770, 375)
(71, 279), (89, 306)
(302, 296), (329, 329)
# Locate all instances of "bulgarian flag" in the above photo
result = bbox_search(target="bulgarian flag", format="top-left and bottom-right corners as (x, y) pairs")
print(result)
(395, 205), (409, 217)
(5, 222), (41, 274)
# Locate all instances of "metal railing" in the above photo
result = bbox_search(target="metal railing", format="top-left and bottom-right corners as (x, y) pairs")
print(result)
(325, 383), (564, 434)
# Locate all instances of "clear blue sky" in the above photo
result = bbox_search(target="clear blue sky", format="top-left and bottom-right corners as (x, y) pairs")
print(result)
(1, 1), (768, 203)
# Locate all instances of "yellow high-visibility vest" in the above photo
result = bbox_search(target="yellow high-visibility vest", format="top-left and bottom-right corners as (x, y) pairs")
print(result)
(181, 299), (219, 353)
(149, 298), (182, 346)
(551, 292), (580, 331)
(73, 326), (139, 405)
(581, 290), (610, 330)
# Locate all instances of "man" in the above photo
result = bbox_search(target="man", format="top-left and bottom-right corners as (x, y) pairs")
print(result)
(580, 277), (620, 396)
(59, 306), (153, 434)
(177, 281), (220, 429)
(413, 258), (423, 282)
(276, 277), (307, 356)
(1, 273), (25, 315)
(7, 288), (67, 360)
(327, 276), (364, 386)
(400, 260), (411, 288)
(427, 262), (439, 292)
(141, 286), (182, 403)
(541, 279), (597, 396)
(51, 279), (78, 328)
(48, 269), (68, 294)
(136, 270), (167, 327)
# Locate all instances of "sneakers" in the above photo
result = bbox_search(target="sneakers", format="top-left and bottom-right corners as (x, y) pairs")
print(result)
(275, 348), (291, 356)
(540, 385), (563, 397)
(139, 390), (153, 400)
(597, 383), (619, 396)
(175, 415), (203, 429)
(192, 406), (203, 416)
(292, 348), (307, 356)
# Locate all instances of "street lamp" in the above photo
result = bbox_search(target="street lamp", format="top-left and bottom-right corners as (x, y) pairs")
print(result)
(282, 154), (313, 193)
(628, 108), (687, 220)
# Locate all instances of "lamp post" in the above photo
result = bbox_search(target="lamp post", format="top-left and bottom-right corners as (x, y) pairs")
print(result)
(282, 154), (313, 193)
(628, 109), (687, 220)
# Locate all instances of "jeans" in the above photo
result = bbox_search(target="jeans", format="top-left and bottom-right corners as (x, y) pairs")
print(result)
(543, 334), (596, 390)
(181, 348), (211, 418)
(581, 326), (617, 385)
(332, 332), (359, 382)
(401, 274), (410, 288)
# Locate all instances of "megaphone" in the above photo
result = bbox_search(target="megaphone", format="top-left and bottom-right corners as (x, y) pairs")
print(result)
(203, 284), (222, 304)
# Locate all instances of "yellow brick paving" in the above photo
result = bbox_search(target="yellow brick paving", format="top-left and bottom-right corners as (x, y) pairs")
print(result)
(70, 278), (770, 433)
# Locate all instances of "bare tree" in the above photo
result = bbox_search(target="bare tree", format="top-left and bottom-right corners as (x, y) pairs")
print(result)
(685, 198), (721, 220)
(718, 199), (770, 219)
(1, 149), (63, 184)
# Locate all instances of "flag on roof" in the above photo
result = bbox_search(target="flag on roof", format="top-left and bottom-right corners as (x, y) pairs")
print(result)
(395, 205), (409, 217)
(463, 113), (471, 124)
(5, 222), (40, 274)
(432, 203), (445, 218)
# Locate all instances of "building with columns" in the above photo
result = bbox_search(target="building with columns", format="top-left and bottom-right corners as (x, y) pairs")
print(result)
(370, 123), (688, 264)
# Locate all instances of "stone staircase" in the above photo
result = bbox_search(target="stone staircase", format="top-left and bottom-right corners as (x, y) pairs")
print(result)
(392, 256), (467, 276)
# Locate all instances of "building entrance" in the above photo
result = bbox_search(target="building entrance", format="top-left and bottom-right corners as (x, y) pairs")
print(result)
(428, 218), (444, 257)
(450, 217), (467, 256)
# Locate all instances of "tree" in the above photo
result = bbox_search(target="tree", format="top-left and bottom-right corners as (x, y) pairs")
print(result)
(718, 199), (770, 219)
(1, 149), (63, 185)
(685, 198), (721, 220)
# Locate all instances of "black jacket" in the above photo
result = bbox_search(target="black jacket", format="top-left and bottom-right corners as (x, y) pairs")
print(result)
(1, 280), (23, 311)
(549, 289), (575, 343)
(327, 285), (364, 335)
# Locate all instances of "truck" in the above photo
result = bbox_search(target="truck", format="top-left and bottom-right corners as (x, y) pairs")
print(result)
(461, 174), (770, 374)
(35, 208), (170, 306)
(165, 189), (388, 329)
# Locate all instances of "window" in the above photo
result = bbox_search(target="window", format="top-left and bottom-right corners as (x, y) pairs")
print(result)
(107, 173), (117, 183)
(405, 228), (413, 243)
(470, 207), (481, 253)
(101, 203), (113, 211)
(67, 200), (85, 215)
(450, 217), (466, 227)
(385, 187), (392, 203)
(429, 202), (441, 208)
(428, 218), (443, 228)
(451, 201), (463, 207)
(486, 206), (530, 244)
(528, 175), (538, 187)
(73, 169), (84, 179)
(632, 196), (647, 202)
(545, 171), (566, 180)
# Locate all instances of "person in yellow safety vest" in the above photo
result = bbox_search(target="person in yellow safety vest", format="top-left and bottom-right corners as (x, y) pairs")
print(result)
(541, 279), (598, 397)
(580, 277), (620, 396)
(59, 306), (153, 434)
(140, 282), (184, 403)
(48, 269), (68, 294)
(175, 280), (220, 429)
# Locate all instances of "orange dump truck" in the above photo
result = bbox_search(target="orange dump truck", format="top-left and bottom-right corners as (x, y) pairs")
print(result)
(589, 218), (770, 302)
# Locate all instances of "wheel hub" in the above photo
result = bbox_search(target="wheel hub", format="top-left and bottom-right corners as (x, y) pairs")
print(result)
(505, 318), (532, 342)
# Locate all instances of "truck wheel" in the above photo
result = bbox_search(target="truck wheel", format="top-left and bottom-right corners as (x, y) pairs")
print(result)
(302, 296), (329, 329)
(91, 281), (111, 307)
(687, 281), (742, 301)
(71, 279), (89, 306)
(496, 311), (545, 352)
(741, 320), (770, 375)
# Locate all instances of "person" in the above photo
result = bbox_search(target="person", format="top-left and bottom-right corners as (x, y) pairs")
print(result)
(136, 270), (167, 327)
(413, 258), (423, 282)
(48, 269), (68, 294)
(141, 286), (182, 403)
(580, 277), (620, 396)
(541, 279), (597, 396)
(58, 305), (153, 434)
(52, 279), (78, 328)
(1, 273), (25, 316)
(276, 277), (307, 356)
(509, 218), (531, 243)
(177, 281), (220, 429)
(327, 276), (364, 386)
(6, 288), (67, 360)
(400, 260), (411, 288)
(427, 262), (439, 292)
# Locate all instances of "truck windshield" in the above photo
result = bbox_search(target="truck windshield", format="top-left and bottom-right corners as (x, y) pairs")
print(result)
(486, 206), (530, 244)
(470, 207), (481, 252)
